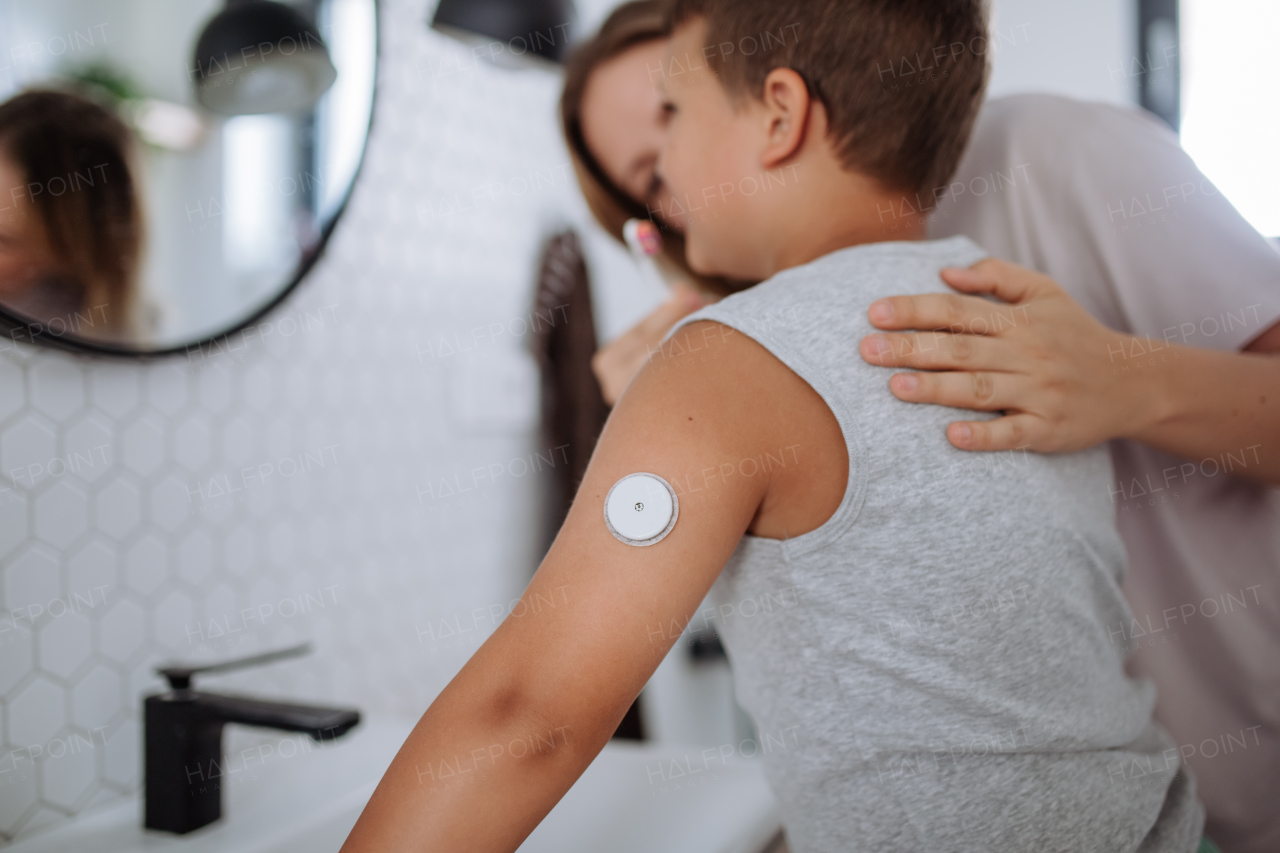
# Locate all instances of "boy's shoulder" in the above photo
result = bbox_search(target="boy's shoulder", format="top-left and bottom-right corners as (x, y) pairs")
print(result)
(697, 236), (988, 334)
(766, 235), (985, 291)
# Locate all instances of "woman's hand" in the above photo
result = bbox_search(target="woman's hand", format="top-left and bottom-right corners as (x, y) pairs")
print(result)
(858, 258), (1153, 453)
(593, 281), (709, 405)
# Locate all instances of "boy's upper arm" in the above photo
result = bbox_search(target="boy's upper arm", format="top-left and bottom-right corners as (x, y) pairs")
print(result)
(491, 319), (791, 730)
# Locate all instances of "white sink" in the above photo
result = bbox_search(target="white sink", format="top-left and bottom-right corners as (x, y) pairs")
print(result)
(8, 718), (781, 853)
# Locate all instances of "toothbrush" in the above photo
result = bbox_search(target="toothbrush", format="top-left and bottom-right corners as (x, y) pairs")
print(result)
(623, 218), (670, 291)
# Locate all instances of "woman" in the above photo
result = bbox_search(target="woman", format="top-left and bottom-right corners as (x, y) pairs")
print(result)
(0, 89), (143, 343)
(560, 4), (1280, 852)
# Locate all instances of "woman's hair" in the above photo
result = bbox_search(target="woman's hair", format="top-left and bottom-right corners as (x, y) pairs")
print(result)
(560, 0), (736, 296)
(0, 89), (143, 337)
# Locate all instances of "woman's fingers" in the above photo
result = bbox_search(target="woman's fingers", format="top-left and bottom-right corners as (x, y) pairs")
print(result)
(939, 257), (1060, 304)
(887, 368), (1029, 412)
(867, 259), (1063, 334)
(890, 371), (1061, 452)
(591, 346), (636, 406)
(862, 259), (1143, 455)
(946, 413), (1048, 453)
(866, 291), (1029, 334)
(861, 330), (1010, 371)
(592, 286), (708, 405)
(637, 285), (705, 337)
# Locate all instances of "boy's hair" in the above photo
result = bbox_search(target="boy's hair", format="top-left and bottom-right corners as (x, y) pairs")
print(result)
(667, 0), (989, 202)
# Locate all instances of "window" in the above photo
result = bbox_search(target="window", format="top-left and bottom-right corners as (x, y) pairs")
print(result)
(1180, 0), (1280, 238)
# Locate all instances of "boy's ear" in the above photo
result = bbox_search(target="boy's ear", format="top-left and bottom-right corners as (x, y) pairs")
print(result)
(759, 68), (810, 169)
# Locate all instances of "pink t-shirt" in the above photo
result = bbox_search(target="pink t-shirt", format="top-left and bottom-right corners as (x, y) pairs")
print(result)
(930, 93), (1280, 853)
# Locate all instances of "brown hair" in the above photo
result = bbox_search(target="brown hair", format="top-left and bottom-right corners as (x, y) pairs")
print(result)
(560, 0), (736, 296)
(0, 89), (143, 336)
(667, 0), (990, 201)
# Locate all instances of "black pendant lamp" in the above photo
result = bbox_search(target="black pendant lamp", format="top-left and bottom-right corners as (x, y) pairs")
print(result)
(431, 0), (576, 64)
(193, 0), (337, 115)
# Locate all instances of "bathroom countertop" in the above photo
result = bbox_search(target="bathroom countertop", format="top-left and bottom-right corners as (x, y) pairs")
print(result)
(8, 717), (780, 853)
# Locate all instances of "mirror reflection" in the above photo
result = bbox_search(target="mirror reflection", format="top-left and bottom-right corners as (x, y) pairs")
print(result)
(0, 0), (376, 352)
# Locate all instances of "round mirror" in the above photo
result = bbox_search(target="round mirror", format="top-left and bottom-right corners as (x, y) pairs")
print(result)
(0, 0), (376, 355)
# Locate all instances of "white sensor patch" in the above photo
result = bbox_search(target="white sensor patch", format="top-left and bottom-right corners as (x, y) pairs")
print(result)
(604, 473), (678, 546)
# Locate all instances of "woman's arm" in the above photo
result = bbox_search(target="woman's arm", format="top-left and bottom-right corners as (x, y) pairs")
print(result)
(858, 258), (1280, 484)
(340, 321), (829, 852)
(592, 281), (709, 405)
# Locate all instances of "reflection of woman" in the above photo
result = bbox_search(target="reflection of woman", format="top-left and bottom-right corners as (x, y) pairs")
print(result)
(561, 4), (1280, 852)
(0, 89), (143, 341)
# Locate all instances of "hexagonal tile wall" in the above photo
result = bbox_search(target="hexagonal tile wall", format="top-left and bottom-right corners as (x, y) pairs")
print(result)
(0, 0), (623, 842)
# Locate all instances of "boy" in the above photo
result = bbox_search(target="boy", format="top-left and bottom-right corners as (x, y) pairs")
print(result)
(342, 1), (1203, 851)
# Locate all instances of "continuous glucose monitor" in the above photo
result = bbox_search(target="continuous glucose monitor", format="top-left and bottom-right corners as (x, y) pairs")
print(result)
(604, 473), (678, 546)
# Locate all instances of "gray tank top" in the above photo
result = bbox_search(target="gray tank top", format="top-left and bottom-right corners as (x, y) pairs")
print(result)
(666, 237), (1203, 852)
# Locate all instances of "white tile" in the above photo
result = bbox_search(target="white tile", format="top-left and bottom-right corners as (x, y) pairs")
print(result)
(0, 489), (28, 561)
(0, 763), (38, 836)
(153, 590), (195, 650)
(448, 349), (540, 435)
(29, 358), (86, 422)
(173, 416), (212, 472)
(66, 539), (116, 609)
(146, 363), (188, 416)
(34, 479), (89, 550)
(38, 610), (92, 679)
(243, 365), (274, 413)
(224, 525), (259, 577)
(127, 657), (163, 711)
(61, 413), (115, 484)
(196, 363), (234, 413)
(267, 521), (298, 568)
(124, 535), (168, 597)
(38, 731), (97, 809)
(320, 359), (349, 409)
(198, 472), (247, 521)
(178, 530), (215, 586)
(7, 676), (66, 748)
(0, 415), (58, 490)
(0, 628), (33, 694)
(285, 468), (321, 514)
(3, 546), (61, 619)
(87, 362), (140, 419)
(97, 598), (146, 663)
(264, 418), (293, 461)
(94, 477), (141, 541)
(244, 477), (281, 520)
(149, 476), (191, 532)
(83, 786), (123, 809)
(0, 357), (24, 423)
(102, 720), (139, 787)
(302, 417), (339, 455)
(0, 0), (568, 825)
(283, 364), (313, 411)
(120, 415), (166, 478)
(71, 664), (122, 731)
(221, 416), (257, 467)
(203, 583), (238, 620)
(245, 576), (280, 616)
(13, 804), (67, 839)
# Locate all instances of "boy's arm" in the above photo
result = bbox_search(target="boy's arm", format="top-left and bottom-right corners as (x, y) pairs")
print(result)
(340, 320), (809, 853)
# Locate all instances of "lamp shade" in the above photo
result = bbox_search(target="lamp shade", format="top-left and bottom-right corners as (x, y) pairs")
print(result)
(193, 0), (337, 115)
(431, 0), (575, 63)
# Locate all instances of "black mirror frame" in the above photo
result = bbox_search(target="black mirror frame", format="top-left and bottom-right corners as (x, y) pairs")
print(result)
(0, 0), (380, 361)
(1137, 0), (1180, 131)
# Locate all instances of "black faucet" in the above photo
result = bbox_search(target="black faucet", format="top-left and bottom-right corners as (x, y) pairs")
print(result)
(144, 643), (360, 834)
